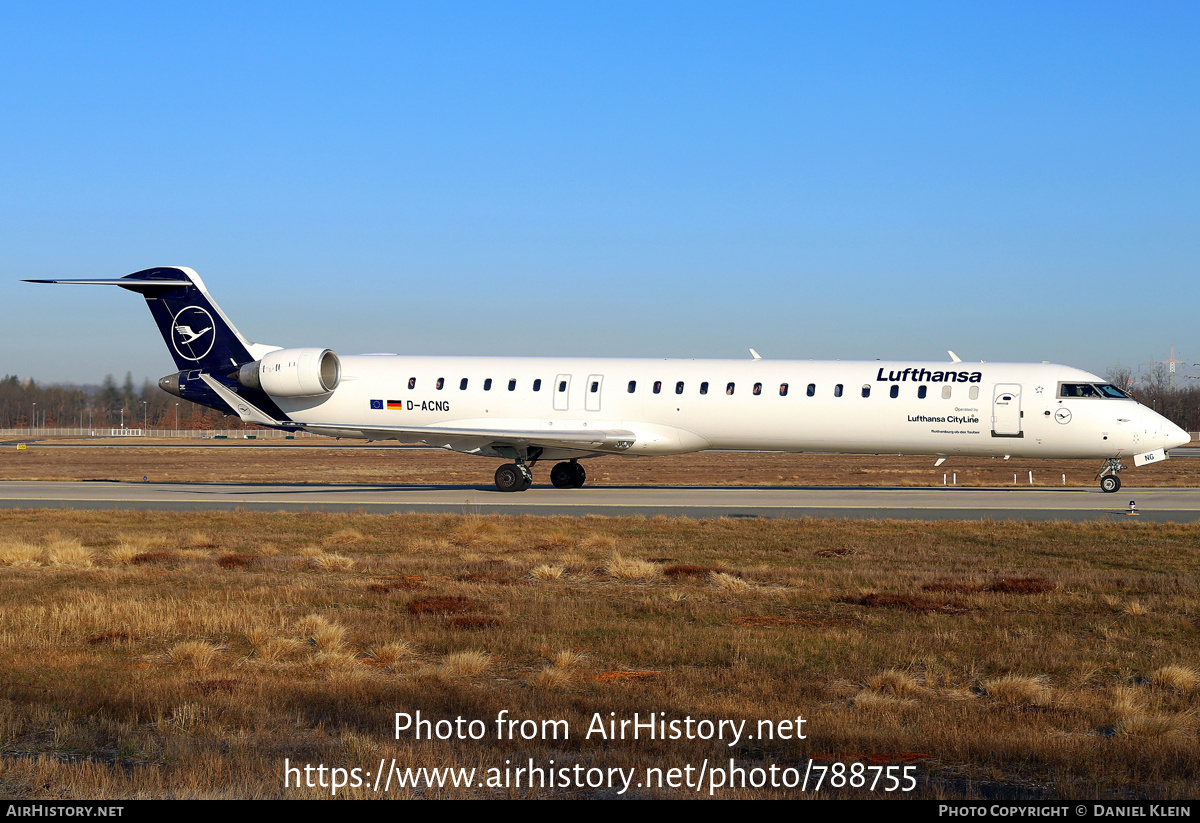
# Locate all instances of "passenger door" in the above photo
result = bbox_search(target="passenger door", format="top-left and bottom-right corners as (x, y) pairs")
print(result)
(991, 384), (1023, 437)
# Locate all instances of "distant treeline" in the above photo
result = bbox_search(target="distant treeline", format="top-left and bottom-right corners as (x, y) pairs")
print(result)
(3, 367), (1199, 432)
(0, 373), (251, 430)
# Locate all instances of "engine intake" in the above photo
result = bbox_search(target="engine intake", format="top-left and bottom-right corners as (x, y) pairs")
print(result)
(236, 348), (341, 396)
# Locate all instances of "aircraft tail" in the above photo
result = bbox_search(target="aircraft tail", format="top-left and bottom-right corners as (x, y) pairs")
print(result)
(25, 266), (273, 373)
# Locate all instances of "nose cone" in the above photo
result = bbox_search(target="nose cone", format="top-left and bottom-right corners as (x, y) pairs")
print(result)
(1164, 420), (1191, 450)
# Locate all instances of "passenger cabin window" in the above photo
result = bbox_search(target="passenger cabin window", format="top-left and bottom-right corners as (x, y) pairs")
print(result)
(627, 380), (636, 393)
(969, 385), (979, 400)
(654, 381), (662, 394)
(533, 379), (541, 391)
(508, 379), (517, 391)
(484, 379), (492, 391)
(700, 381), (709, 395)
(780, 383), (788, 396)
(460, 378), (468, 390)
(675, 381), (684, 394)
(918, 385), (927, 399)
(436, 377), (444, 390)
(890, 385), (899, 398)
(726, 382), (735, 395)
(806, 383), (815, 397)
(941, 385), (952, 400)
(753, 383), (762, 395)
(834, 384), (843, 397)
(861, 385), (870, 398)
(408, 377), (416, 390)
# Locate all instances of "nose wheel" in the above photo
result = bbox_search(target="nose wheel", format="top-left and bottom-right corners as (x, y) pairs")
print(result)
(1096, 458), (1124, 493)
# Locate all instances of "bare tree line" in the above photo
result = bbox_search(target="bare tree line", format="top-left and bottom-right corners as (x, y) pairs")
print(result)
(0, 373), (251, 430)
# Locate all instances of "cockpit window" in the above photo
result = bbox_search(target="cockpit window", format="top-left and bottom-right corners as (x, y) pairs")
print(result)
(1060, 383), (1132, 399)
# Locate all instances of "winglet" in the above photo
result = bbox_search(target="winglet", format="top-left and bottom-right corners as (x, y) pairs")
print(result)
(948, 350), (962, 363)
(749, 348), (762, 360)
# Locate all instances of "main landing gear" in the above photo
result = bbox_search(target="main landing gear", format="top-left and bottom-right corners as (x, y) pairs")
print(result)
(493, 452), (587, 492)
(494, 462), (532, 493)
(549, 460), (586, 489)
(1096, 458), (1124, 493)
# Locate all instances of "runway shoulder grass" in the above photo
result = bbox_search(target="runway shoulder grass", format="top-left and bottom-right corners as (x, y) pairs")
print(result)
(1, 510), (1198, 798)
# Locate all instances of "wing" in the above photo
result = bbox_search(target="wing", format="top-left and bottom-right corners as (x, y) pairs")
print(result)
(299, 420), (636, 452)
(198, 374), (636, 453)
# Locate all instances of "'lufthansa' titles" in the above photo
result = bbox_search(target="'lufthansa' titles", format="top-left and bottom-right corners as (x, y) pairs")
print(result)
(877, 368), (982, 383)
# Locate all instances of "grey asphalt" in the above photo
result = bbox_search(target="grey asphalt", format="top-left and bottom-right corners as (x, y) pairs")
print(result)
(1, 480), (1197, 522)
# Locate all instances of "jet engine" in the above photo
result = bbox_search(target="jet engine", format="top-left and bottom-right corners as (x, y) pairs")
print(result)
(235, 348), (341, 396)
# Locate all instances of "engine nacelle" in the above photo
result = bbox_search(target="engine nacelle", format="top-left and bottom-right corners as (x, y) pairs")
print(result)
(236, 348), (341, 396)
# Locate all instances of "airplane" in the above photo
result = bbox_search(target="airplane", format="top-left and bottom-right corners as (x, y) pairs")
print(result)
(26, 266), (1191, 493)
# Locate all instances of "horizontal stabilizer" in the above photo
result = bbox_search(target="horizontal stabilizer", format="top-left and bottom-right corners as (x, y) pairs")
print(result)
(23, 278), (192, 294)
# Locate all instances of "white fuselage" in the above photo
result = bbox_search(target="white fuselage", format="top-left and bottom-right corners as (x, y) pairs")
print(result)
(271, 355), (1189, 461)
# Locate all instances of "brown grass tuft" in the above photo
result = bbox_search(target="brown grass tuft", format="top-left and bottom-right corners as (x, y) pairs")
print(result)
(1116, 712), (1196, 738)
(183, 531), (219, 549)
(168, 640), (222, 671)
(604, 554), (661, 581)
(530, 564), (565, 580)
(369, 641), (416, 668)
(324, 528), (366, 546)
(980, 674), (1053, 707)
(1150, 665), (1199, 694)
(312, 552), (354, 572)
(439, 650), (491, 677)
(710, 571), (753, 591)
(867, 669), (925, 699)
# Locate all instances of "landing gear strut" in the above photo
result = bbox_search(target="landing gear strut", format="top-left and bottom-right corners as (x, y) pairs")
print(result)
(1096, 458), (1124, 493)
(550, 460), (586, 489)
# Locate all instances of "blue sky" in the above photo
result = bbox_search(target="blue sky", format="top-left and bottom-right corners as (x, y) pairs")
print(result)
(2, 2), (1197, 385)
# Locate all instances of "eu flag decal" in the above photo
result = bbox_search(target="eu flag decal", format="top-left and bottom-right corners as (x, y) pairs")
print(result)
(370, 399), (383, 410)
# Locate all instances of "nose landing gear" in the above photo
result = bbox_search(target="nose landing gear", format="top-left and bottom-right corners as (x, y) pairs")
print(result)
(1096, 458), (1124, 493)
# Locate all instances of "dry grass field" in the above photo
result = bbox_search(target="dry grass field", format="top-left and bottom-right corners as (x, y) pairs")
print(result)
(1, 507), (1198, 799)
(2, 438), (1200, 488)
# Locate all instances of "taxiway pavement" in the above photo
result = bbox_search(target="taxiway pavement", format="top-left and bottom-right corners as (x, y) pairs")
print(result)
(1, 481), (1198, 522)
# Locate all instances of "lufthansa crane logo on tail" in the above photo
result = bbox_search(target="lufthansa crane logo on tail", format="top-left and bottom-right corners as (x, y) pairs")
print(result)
(171, 306), (216, 361)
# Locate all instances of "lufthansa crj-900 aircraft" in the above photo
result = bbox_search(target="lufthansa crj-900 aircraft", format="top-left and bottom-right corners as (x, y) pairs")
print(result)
(28, 267), (1190, 493)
